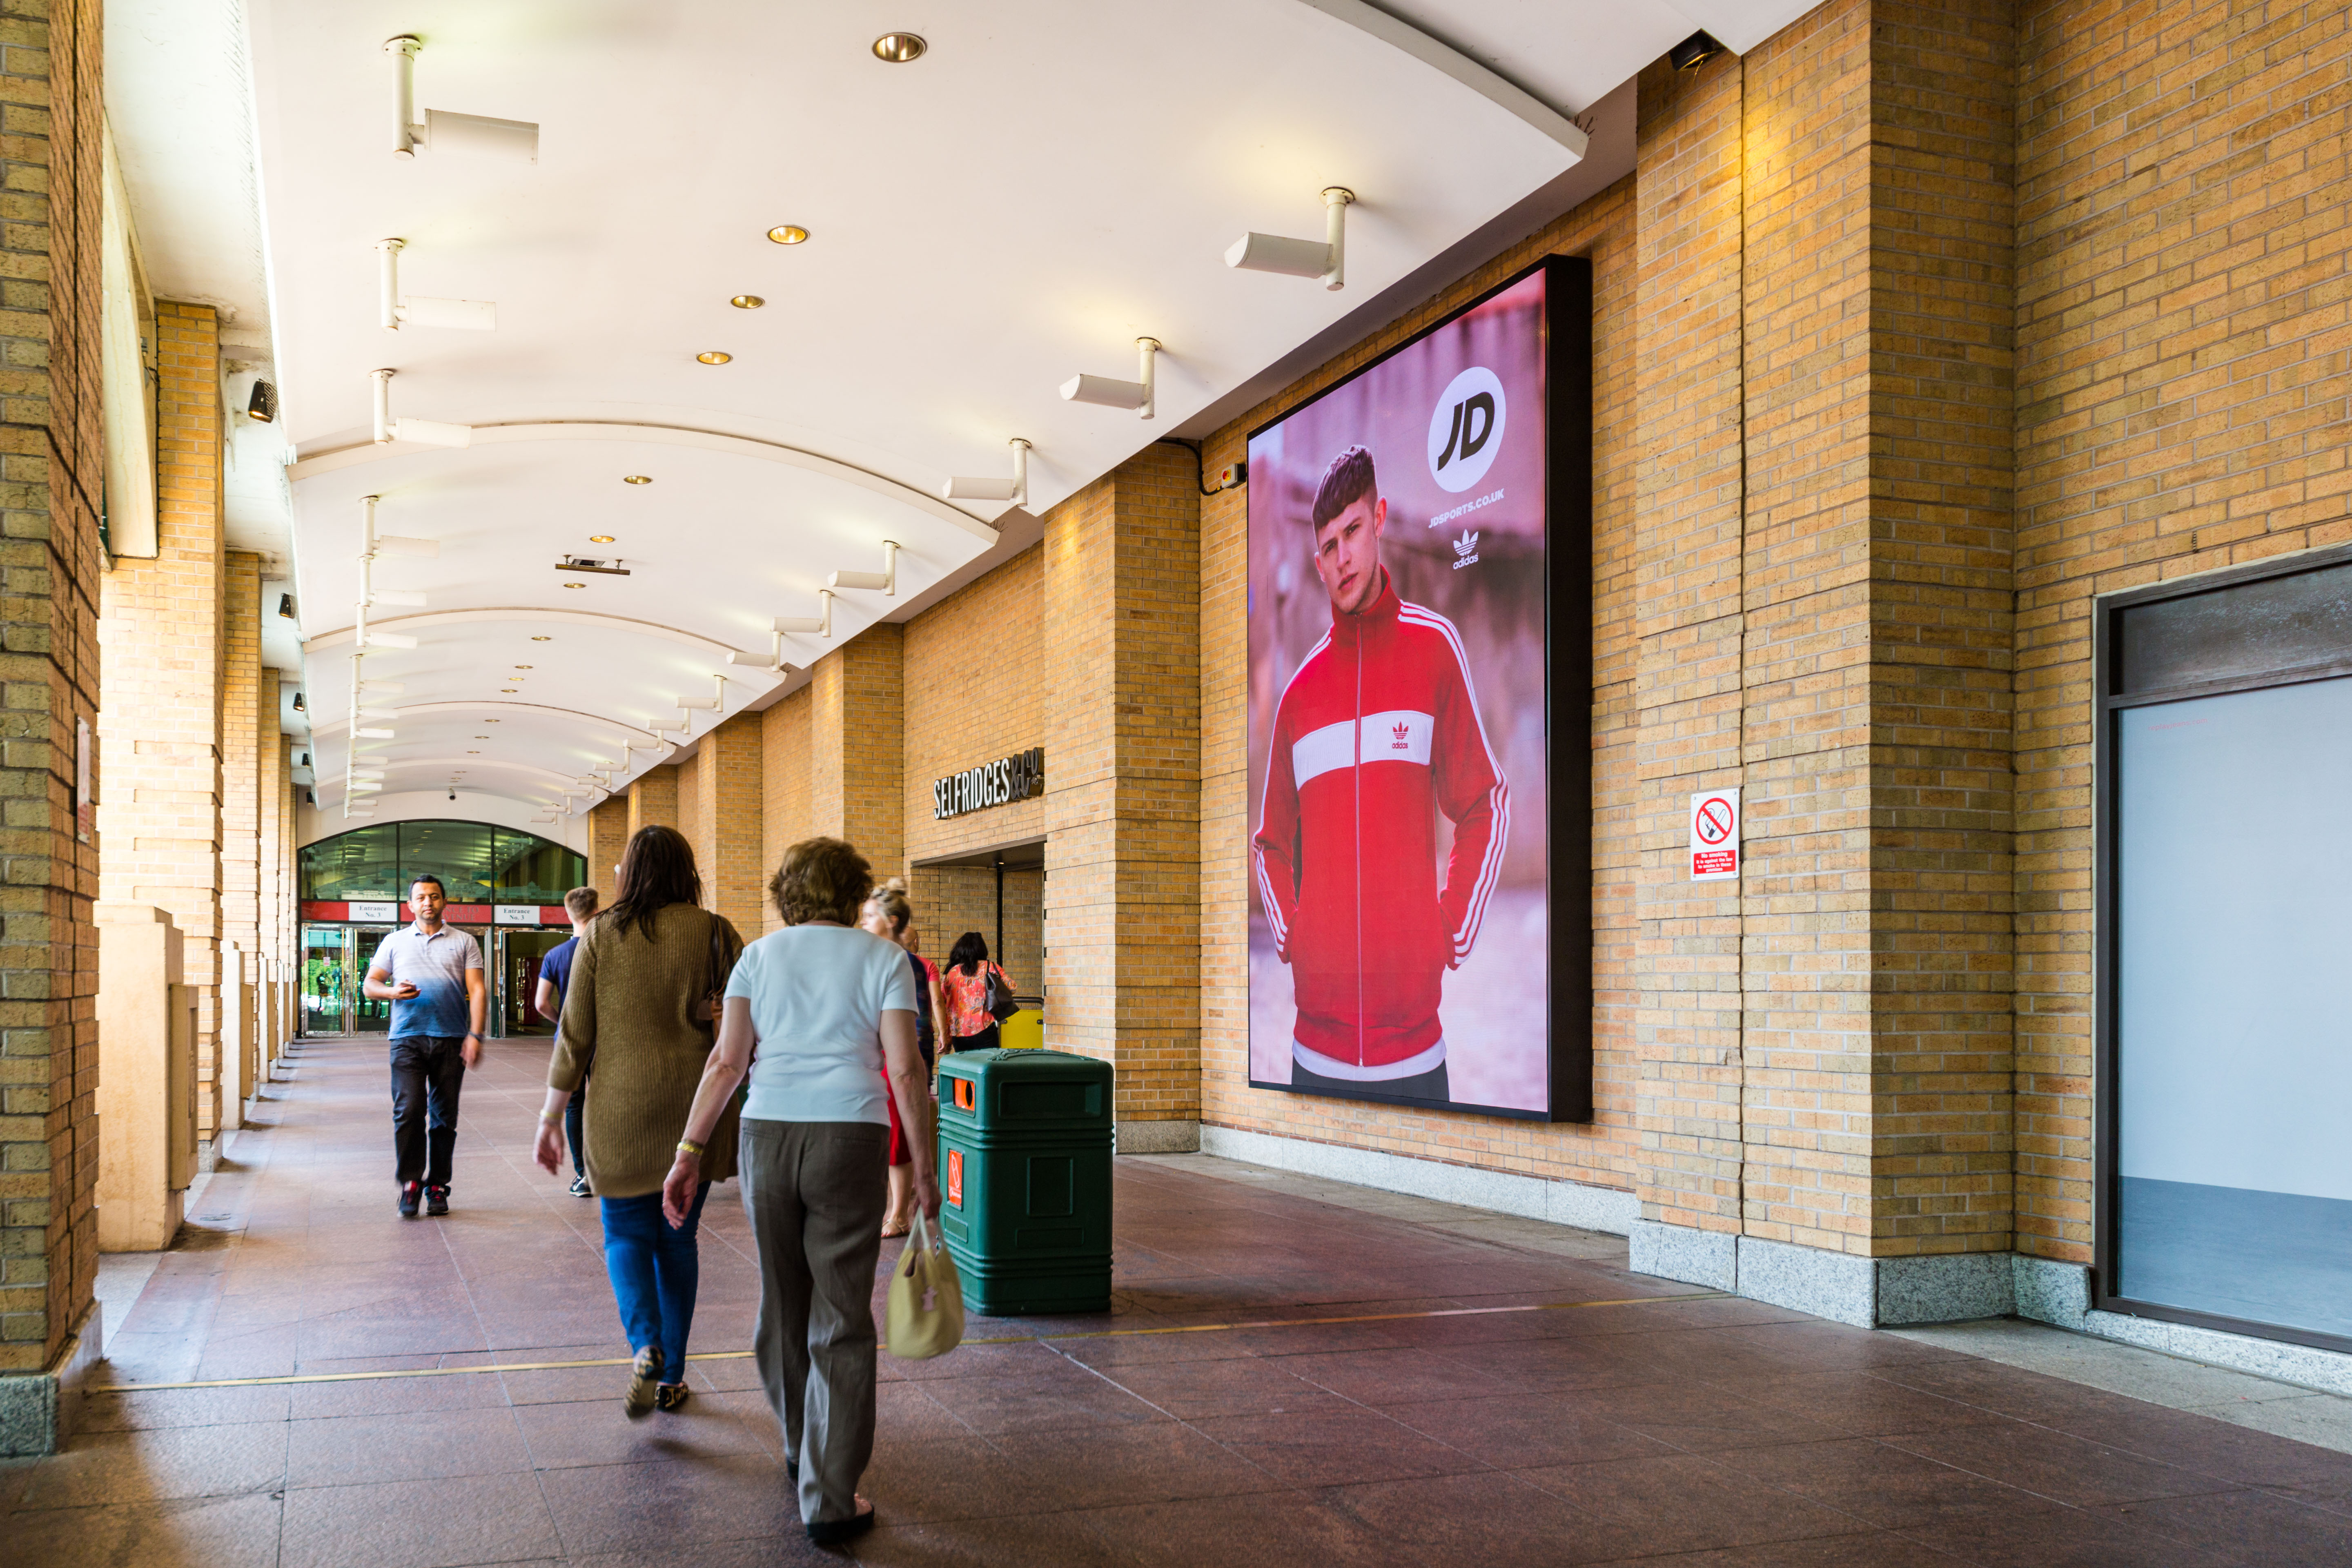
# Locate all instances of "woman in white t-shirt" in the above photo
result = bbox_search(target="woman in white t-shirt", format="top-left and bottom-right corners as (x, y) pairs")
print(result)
(662, 837), (935, 1548)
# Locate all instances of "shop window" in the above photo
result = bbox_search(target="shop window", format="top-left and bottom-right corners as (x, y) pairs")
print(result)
(2098, 546), (2352, 1350)
(301, 820), (585, 909)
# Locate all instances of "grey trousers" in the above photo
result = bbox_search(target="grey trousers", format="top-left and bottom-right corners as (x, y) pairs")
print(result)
(738, 1117), (889, 1525)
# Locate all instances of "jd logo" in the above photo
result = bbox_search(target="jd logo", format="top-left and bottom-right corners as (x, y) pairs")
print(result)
(1427, 366), (1506, 493)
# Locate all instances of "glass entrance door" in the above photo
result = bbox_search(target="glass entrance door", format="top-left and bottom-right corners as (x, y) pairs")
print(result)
(301, 926), (352, 1034)
(495, 928), (568, 1038)
(352, 926), (395, 1034)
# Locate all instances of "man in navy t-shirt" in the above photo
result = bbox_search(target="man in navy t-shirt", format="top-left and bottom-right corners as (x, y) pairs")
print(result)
(533, 886), (599, 1196)
(363, 875), (486, 1218)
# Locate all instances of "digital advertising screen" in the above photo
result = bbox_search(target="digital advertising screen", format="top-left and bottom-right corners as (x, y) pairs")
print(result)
(1245, 256), (1590, 1122)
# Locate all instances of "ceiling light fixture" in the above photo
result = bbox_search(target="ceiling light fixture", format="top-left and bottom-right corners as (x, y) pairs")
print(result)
(623, 475), (651, 485)
(1062, 338), (1161, 420)
(1227, 187), (1355, 292)
(384, 34), (541, 163)
(514, 664), (532, 669)
(731, 295), (765, 310)
(531, 635), (553, 641)
(374, 237), (497, 331)
(369, 367), (473, 448)
(247, 379), (278, 422)
(829, 540), (900, 597)
(1670, 30), (1727, 71)
(946, 437), (1031, 505)
(563, 581), (586, 589)
(696, 351), (732, 365)
(871, 32), (925, 62)
(589, 535), (614, 544)
(767, 225), (809, 245)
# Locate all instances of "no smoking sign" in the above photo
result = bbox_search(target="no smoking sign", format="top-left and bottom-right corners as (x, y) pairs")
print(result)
(1689, 788), (1740, 881)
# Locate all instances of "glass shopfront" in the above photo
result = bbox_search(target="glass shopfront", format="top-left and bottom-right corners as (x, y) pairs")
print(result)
(298, 820), (586, 1040)
(2098, 547), (2352, 1350)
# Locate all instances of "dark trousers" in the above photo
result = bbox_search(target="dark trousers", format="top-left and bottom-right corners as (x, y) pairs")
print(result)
(1292, 1058), (1450, 1104)
(739, 1119), (889, 1525)
(601, 1182), (710, 1377)
(389, 1036), (467, 1187)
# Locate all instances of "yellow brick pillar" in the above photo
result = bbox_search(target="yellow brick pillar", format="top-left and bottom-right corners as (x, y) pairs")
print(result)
(586, 797), (629, 906)
(1039, 445), (1201, 1150)
(1625, 0), (2017, 1322)
(808, 625), (904, 879)
(627, 765), (679, 837)
(0, 0), (107, 1455)
(220, 552), (262, 1122)
(690, 712), (766, 933)
(97, 300), (228, 1152)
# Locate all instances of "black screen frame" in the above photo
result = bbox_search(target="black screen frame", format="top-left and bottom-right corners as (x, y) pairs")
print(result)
(1242, 252), (1594, 1125)
(2091, 539), (2352, 1354)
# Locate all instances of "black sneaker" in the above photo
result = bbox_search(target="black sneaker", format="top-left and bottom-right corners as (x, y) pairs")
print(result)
(569, 1175), (592, 1198)
(397, 1180), (423, 1219)
(425, 1184), (450, 1217)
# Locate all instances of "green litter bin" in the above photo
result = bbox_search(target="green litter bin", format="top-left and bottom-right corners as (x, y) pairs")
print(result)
(933, 1048), (1113, 1316)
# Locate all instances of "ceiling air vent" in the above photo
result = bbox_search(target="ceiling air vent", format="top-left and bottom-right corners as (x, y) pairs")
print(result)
(555, 555), (631, 576)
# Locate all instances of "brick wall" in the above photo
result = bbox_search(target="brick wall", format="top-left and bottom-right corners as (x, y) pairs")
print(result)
(807, 625), (904, 883)
(96, 300), (223, 1144)
(1199, 178), (1642, 1186)
(674, 753), (700, 858)
(0, 0), (103, 1378)
(221, 553), (261, 1002)
(688, 712), (764, 935)
(758, 686), (811, 932)
(2009, 0), (2352, 1263)
(626, 764), (677, 840)
(587, 797), (628, 906)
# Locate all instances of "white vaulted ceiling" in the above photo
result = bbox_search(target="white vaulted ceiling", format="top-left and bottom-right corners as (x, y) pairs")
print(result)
(203, 0), (1761, 826)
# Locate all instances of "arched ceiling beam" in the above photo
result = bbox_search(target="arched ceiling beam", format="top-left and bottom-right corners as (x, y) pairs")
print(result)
(1291, 0), (1589, 152)
(302, 605), (768, 667)
(310, 699), (664, 744)
(285, 420), (1001, 543)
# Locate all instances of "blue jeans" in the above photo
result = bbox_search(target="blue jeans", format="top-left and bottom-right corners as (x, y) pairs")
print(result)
(601, 1181), (710, 1378)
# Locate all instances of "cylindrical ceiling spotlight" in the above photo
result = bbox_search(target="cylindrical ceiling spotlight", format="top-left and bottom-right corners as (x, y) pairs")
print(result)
(1062, 339), (1161, 420)
(871, 32), (926, 62)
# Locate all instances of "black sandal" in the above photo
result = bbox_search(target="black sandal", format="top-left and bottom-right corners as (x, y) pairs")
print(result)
(805, 1496), (876, 1546)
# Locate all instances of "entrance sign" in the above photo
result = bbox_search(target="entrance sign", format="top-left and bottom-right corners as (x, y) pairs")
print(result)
(1689, 789), (1740, 880)
(494, 904), (539, 926)
(348, 900), (398, 921)
(933, 748), (1043, 820)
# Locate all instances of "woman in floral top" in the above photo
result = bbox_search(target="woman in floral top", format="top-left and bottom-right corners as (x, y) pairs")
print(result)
(941, 931), (1012, 1053)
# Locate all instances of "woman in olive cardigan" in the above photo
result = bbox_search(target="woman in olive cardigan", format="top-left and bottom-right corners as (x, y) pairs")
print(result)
(532, 824), (743, 1417)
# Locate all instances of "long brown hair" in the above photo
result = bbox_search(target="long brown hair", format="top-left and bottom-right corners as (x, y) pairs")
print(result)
(606, 825), (703, 942)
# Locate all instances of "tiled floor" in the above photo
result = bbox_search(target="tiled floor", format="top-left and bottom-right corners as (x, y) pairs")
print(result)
(15, 1035), (2352, 1566)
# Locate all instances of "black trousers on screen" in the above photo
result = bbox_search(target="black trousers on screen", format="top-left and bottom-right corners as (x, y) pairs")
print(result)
(390, 1035), (467, 1187)
(1290, 1058), (1450, 1104)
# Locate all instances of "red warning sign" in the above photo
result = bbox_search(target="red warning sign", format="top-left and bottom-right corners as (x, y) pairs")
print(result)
(1689, 788), (1740, 881)
(947, 1147), (964, 1208)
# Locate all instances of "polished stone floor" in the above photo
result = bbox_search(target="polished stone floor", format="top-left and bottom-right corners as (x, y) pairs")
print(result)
(12, 1035), (2352, 1567)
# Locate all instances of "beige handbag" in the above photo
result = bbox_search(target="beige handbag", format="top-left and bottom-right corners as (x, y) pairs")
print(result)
(884, 1210), (964, 1360)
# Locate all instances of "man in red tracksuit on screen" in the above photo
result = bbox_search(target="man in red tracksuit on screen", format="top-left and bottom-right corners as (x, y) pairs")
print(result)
(1254, 445), (1508, 1102)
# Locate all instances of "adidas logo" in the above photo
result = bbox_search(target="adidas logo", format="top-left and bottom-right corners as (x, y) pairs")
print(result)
(1451, 529), (1481, 570)
(1391, 721), (1411, 750)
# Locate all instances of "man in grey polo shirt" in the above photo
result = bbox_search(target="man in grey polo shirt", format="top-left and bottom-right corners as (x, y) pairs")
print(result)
(363, 874), (487, 1218)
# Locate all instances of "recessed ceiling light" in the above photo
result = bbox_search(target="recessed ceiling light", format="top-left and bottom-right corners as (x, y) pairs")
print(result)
(767, 225), (809, 245)
(697, 351), (732, 365)
(484, 719), (502, 724)
(531, 635), (553, 641)
(731, 295), (765, 310)
(564, 581), (586, 589)
(475, 735), (490, 739)
(589, 535), (614, 544)
(872, 32), (925, 62)
(467, 750), (480, 755)
(623, 475), (651, 485)
(514, 664), (532, 669)
(501, 688), (517, 693)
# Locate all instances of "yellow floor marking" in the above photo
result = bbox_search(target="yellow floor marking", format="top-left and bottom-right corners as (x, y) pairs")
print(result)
(90, 1291), (1729, 1393)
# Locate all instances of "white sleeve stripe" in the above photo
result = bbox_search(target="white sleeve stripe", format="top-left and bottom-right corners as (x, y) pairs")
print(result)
(1252, 632), (1328, 947)
(1396, 604), (1509, 960)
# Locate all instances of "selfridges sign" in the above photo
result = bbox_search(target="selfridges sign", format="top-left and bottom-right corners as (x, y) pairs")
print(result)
(933, 748), (1043, 820)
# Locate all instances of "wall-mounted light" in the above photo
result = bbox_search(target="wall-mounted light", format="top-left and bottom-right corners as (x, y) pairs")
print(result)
(374, 238), (497, 332)
(290, 690), (306, 711)
(828, 540), (899, 597)
(278, 592), (297, 619)
(730, 588), (834, 670)
(945, 438), (1030, 505)
(370, 368), (472, 447)
(1062, 339), (1160, 421)
(1227, 187), (1354, 292)
(247, 379), (279, 422)
(1670, 31), (1727, 71)
(385, 35), (541, 162)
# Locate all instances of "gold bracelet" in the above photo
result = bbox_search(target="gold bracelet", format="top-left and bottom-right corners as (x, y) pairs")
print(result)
(676, 1138), (705, 1158)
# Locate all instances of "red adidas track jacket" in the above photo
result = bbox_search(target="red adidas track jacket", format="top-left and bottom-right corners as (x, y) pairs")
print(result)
(1254, 570), (1508, 1078)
